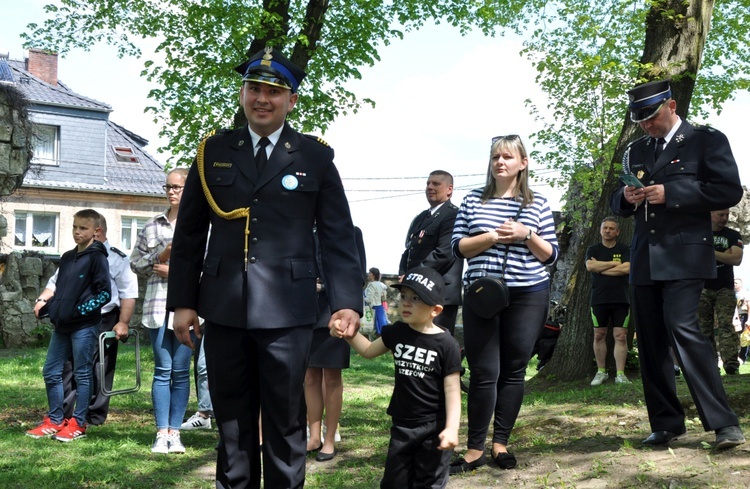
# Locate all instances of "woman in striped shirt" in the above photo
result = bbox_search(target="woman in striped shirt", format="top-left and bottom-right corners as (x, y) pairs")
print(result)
(449, 135), (559, 473)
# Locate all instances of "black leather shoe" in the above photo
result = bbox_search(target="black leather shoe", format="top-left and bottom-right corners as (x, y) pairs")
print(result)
(315, 450), (336, 462)
(642, 430), (684, 446)
(492, 451), (517, 469)
(715, 426), (745, 449)
(449, 454), (488, 475)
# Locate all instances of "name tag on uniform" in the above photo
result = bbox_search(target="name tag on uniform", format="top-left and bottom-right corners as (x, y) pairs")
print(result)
(213, 162), (232, 168)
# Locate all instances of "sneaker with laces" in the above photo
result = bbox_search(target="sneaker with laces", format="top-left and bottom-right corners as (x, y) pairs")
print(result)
(168, 432), (185, 454)
(53, 418), (86, 442)
(590, 371), (609, 386)
(180, 411), (211, 430)
(615, 373), (631, 384)
(26, 416), (66, 439)
(151, 432), (169, 454)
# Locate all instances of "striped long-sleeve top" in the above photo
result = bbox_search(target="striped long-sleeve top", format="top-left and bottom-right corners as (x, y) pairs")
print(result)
(451, 189), (559, 290)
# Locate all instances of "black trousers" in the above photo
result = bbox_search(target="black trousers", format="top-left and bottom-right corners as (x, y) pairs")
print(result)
(205, 322), (313, 489)
(433, 305), (458, 336)
(62, 308), (119, 425)
(462, 288), (549, 449)
(380, 420), (452, 489)
(632, 280), (739, 433)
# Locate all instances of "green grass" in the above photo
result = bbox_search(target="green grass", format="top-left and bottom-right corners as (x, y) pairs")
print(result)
(2, 343), (750, 488)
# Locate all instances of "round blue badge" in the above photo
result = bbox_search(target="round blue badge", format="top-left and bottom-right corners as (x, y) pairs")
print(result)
(282, 175), (299, 190)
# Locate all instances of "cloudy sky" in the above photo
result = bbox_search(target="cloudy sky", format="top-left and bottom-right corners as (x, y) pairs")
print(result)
(3, 2), (750, 278)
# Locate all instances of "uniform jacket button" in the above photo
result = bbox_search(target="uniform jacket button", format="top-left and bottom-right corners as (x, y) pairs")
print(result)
(252, 199), (259, 204)
(249, 257), (257, 263)
(251, 218), (258, 223)
(650, 229), (656, 234)
(251, 238), (258, 244)
(649, 213), (655, 218)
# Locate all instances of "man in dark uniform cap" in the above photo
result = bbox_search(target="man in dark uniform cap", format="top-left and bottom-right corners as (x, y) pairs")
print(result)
(611, 79), (745, 449)
(167, 46), (363, 488)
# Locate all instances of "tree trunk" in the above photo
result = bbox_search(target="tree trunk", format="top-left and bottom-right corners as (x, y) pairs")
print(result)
(534, 0), (715, 382)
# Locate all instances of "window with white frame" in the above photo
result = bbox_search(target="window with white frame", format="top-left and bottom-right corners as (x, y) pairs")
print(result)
(14, 212), (58, 251)
(32, 124), (60, 166)
(120, 216), (148, 252)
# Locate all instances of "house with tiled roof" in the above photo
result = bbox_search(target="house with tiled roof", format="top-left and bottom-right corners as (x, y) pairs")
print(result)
(0, 49), (168, 256)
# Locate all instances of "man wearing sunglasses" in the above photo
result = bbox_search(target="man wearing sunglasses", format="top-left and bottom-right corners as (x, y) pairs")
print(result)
(611, 79), (744, 450)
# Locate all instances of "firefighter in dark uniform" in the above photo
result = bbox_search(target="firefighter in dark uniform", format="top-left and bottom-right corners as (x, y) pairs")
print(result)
(611, 79), (744, 449)
(167, 47), (363, 488)
(399, 170), (463, 335)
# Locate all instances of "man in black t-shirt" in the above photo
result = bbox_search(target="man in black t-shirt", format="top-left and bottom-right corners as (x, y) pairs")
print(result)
(586, 217), (631, 386)
(698, 209), (744, 375)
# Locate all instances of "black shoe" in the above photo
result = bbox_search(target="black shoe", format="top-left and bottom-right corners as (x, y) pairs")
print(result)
(725, 366), (739, 375)
(674, 366), (681, 377)
(315, 450), (336, 462)
(306, 443), (323, 455)
(715, 426), (745, 449)
(449, 454), (488, 475)
(642, 430), (685, 446)
(492, 451), (517, 469)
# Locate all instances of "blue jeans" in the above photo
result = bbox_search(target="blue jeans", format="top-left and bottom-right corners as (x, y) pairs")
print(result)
(43, 325), (100, 426)
(149, 325), (194, 430)
(196, 336), (213, 414)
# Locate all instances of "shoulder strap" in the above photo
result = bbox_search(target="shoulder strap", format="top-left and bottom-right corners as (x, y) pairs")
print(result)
(499, 203), (525, 278)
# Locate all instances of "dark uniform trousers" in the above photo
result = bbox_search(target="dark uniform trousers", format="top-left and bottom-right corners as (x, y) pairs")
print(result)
(205, 322), (313, 489)
(62, 307), (120, 425)
(633, 280), (738, 433)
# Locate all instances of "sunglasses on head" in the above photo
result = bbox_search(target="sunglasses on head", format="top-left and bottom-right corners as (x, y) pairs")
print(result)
(492, 135), (521, 144)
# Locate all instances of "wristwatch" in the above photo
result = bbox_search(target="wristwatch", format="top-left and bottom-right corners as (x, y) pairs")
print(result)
(523, 229), (533, 241)
(35, 298), (47, 303)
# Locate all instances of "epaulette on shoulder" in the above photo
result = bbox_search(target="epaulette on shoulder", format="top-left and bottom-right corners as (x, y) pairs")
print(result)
(203, 128), (232, 142)
(304, 134), (330, 147)
(694, 124), (717, 134)
(109, 246), (127, 258)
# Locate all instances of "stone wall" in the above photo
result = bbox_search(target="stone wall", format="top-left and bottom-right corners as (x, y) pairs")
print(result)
(0, 83), (33, 196)
(0, 251), (57, 347)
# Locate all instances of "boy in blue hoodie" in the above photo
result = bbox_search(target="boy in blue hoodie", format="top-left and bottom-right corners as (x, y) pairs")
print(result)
(27, 209), (111, 442)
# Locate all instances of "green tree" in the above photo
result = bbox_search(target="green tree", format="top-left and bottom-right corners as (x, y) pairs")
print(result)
(517, 0), (750, 381)
(22, 0), (522, 165)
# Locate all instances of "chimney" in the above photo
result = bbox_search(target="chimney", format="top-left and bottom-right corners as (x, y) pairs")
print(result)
(26, 48), (58, 86)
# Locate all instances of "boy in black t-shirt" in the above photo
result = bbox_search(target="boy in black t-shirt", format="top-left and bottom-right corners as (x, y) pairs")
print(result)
(339, 266), (461, 488)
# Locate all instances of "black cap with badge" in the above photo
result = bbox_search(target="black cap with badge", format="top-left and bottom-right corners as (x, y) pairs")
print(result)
(234, 46), (307, 93)
(391, 267), (445, 306)
(627, 79), (672, 123)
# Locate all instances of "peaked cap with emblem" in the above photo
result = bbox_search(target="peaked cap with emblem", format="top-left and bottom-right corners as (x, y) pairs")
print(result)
(627, 79), (672, 123)
(234, 46), (306, 93)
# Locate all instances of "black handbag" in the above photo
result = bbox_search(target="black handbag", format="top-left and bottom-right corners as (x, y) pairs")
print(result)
(465, 275), (510, 319)
(463, 204), (522, 319)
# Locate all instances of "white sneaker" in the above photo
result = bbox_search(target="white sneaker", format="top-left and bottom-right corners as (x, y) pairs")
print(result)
(615, 373), (631, 384)
(335, 428), (341, 443)
(151, 432), (169, 454)
(180, 411), (211, 430)
(590, 371), (609, 386)
(168, 432), (185, 454)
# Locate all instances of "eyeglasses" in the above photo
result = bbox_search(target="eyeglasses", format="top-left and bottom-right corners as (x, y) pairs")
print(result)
(492, 135), (521, 144)
(162, 184), (184, 193)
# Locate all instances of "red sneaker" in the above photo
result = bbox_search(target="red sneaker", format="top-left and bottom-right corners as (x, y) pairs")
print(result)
(26, 416), (66, 438)
(53, 418), (87, 442)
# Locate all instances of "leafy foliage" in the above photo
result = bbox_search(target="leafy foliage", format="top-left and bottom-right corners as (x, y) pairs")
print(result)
(22, 0), (518, 165)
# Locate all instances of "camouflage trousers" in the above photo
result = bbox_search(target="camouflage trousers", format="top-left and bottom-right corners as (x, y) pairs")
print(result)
(698, 287), (740, 372)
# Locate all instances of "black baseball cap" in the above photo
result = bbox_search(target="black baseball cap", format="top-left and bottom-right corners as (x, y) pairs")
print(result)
(391, 267), (445, 306)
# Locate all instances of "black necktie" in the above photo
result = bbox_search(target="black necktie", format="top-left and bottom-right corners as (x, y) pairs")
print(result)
(255, 137), (270, 174)
(654, 137), (666, 160)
